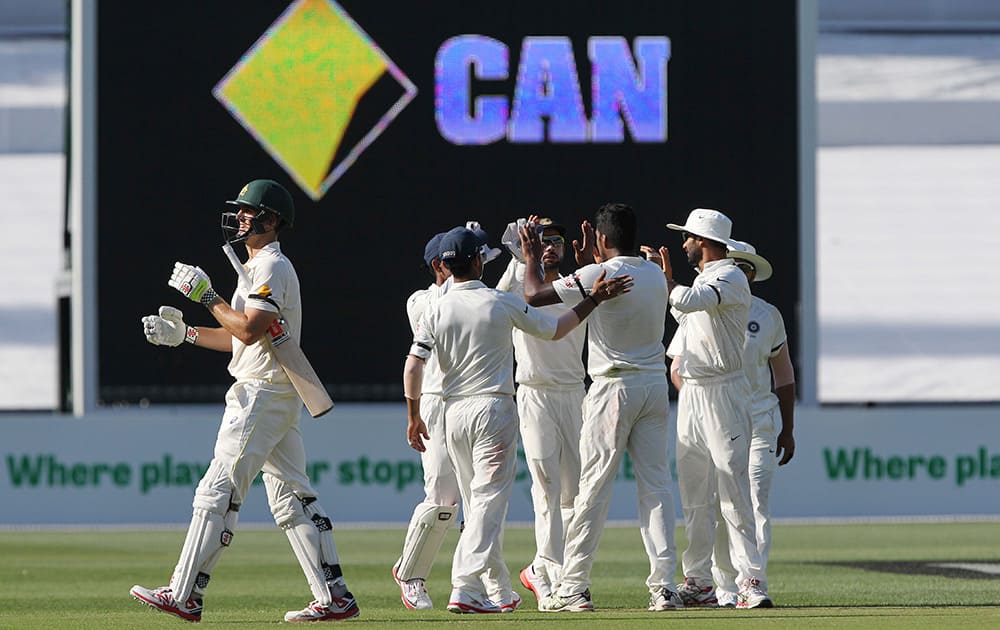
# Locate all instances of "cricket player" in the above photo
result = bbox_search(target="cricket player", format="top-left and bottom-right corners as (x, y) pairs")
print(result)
(707, 240), (796, 606)
(658, 208), (771, 609)
(521, 204), (684, 613)
(495, 218), (587, 609)
(131, 180), (360, 623)
(391, 231), (461, 610)
(403, 225), (631, 614)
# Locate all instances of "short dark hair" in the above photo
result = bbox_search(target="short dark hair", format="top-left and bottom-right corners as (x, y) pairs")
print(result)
(594, 203), (637, 253)
(443, 259), (474, 277)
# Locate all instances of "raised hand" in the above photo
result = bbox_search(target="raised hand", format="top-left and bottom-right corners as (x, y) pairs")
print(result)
(141, 305), (193, 347)
(574, 220), (598, 266)
(169, 262), (218, 306)
(590, 269), (633, 304)
(519, 214), (544, 263)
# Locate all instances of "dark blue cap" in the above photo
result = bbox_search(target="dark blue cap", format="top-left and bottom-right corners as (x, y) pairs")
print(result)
(423, 232), (446, 267)
(438, 227), (487, 262)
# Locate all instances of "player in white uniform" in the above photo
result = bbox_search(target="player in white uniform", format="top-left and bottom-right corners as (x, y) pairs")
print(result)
(495, 218), (587, 609)
(392, 232), (461, 610)
(658, 208), (771, 609)
(403, 225), (631, 614)
(131, 180), (359, 623)
(708, 240), (796, 607)
(520, 205), (683, 614)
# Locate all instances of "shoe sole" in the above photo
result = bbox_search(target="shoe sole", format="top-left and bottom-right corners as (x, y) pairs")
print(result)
(130, 589), (201, 623)
(447, 603), (501, 614)
(738, 598), (774, 609)
(285, 605), (361, 622)
(500, 595), (522, 613)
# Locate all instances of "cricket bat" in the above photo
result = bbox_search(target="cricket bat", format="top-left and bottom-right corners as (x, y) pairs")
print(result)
(223, 243), (334, 418)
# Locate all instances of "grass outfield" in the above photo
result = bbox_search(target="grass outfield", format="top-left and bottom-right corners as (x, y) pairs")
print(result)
(1, 522), (999, 629)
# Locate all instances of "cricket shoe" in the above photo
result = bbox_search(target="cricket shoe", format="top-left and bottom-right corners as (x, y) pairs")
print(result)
(500, 591), (523, 613)
(676, 576), (718, 607)
(284, 592), (361, 622)
(519, 563), (552, 607)
(539, 589), (594, 612)
(648, 587), (684, 611)
(446, 589), (501, 614)
(392, 560), (432, 610)
(130, 584), (202, 622)
(716, 590), (738, 608)
(737, 578), (773, 609)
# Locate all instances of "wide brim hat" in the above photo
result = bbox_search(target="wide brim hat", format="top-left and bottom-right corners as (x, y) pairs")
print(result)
(727, 240), (773, 282)
(666, 208), (737, 249)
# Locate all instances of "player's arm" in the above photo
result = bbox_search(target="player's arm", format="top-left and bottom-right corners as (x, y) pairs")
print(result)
(669, 354), (683, 391)
(167, 261), (273, 345)
(403, 354), (430, 452)
(206, 301), (274, 346)
(770, 342), (796, 465)
(187, 326), (234, 352)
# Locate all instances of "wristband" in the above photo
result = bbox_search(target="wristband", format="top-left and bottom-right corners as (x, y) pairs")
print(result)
(588, 294), (600, 307)
(199, 287), (218, 307)
(185, 325), (199, 345)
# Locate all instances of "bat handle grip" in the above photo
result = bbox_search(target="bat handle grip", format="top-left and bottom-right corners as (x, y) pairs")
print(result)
(222, 243), (252, 289)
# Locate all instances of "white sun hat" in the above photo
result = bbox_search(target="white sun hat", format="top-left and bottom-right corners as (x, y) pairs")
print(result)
(666, 208), (738, 249)
(727, 239), (773, 282)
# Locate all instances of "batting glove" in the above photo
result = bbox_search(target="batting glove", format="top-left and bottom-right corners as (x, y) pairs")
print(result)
(169, 262), (218, 306)
(141, 305), (197, 347)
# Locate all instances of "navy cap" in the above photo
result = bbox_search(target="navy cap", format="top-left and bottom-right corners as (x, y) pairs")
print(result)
(438, 227), (487, 261)
(423, 232), (446, 267)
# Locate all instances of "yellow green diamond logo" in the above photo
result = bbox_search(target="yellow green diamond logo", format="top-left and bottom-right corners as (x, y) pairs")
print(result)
(213, 0), (417, 199)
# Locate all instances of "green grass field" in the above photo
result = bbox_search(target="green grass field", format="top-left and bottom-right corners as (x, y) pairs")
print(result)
(2, 522), (999, 629)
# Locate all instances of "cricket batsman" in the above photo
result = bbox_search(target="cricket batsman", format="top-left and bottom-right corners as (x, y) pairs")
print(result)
(130, 179), (360, 623)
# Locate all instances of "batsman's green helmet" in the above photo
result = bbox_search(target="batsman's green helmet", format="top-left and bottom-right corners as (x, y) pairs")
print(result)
(226, 179), (295, 228)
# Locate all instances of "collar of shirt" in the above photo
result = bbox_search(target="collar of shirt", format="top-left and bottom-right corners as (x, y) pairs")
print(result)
(702, 258), (735, 272)
(450, 279), (487, 291)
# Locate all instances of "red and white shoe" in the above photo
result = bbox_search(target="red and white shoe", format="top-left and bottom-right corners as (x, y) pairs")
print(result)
(737, 578), (773, 609)
(519, 564), (552, 607)
(130, 584), (202, 622)
(392, 560), (433, 610)
(446, 589), (501, 614)
(676, 576), (718, 607)
(500, 591), (523, 613)
(284, 592), (361, 622)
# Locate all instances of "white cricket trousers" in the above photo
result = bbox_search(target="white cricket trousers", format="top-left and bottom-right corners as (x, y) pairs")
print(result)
(517, 383), (585, 584)
(676, 371), (765, 587)
(444, 394), (519, 599)
(556, 372), (677, 597)
(417, 393), (460, 506)
(712, 404), (780, 596)
(197, 380), (316, 511)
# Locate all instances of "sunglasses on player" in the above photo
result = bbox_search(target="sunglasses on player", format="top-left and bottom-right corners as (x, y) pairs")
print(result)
(541, 235), (565, 247)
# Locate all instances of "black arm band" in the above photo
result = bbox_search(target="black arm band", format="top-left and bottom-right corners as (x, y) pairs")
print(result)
(588, 294), (600, 307)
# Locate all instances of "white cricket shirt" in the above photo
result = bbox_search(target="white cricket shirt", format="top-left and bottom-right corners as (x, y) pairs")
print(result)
(496, 259), (585, 388)
(552, 256), (668, 377)
(410, 279), (558, 399)
(228, 241), (300, 384)
(666, 258), (750, 379)
(406, 283), (446, 395)
(742, 295), (787, 415)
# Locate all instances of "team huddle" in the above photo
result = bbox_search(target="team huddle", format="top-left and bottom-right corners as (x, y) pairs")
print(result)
(129, 180), (794, 622)
(395, 204), (796, 614)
